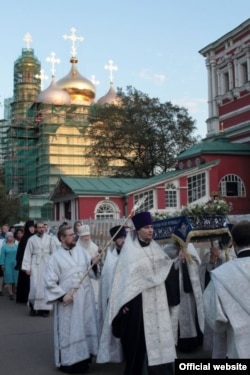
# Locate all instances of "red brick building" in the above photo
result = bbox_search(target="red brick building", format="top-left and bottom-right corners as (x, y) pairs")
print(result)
(50, 19), (250, 221)
(199, 18), (250, 141)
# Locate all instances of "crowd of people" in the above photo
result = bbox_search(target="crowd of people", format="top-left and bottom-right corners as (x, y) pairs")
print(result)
(0, 214), (249, 375)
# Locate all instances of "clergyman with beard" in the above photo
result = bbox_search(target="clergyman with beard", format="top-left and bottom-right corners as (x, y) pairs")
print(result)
(76, 225), (99, 257)
(76, 224), (100, 305)
(44, 225), (100, 374)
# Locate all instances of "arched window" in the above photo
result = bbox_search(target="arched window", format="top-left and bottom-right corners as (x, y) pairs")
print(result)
(95, 201), (120, 220)
(219, 174), (246, 197)
(165, 183), (177, 208)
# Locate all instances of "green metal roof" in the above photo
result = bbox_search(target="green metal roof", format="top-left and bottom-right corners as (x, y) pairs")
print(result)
(55, 159), (219, 198)
(60, 176), (143, 196)
(177, 138), (250, 160)
(209, 123), (250, 139)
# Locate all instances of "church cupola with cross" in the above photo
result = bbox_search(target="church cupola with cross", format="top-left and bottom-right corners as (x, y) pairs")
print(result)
(37, 52), (71, 106)
(56, 28), (96, 105)
(12, 33), (41, 118)
(97, 59), (121, 105)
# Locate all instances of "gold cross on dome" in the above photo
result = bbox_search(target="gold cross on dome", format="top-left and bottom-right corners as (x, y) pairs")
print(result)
(91, 75), (100, 86)
(24, 32), (32, 49)
(35, 69), (48, 90)
(63, 27), (84, 57)
(46, 52), (60, 77)
(104, 60), (118, 84)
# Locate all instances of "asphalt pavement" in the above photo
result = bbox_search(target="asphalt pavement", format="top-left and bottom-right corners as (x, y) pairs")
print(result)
(0, 293), (211, 375)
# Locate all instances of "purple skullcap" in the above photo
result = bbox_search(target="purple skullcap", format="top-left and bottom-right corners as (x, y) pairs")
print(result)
(110, 225), (127, 241)
(132, 212), (153, 231)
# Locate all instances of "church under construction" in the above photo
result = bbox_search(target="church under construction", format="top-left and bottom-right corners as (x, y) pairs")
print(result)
(0, 29), (120, 220)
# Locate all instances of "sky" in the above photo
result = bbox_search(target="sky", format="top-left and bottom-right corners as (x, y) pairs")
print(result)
(0, 1), (249, 138)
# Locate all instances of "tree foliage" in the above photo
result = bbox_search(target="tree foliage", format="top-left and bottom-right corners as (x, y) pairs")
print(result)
(0, 182), (21, 225)
(87, 86), (199, 178)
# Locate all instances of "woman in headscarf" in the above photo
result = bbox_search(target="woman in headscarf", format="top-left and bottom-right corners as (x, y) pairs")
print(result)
(15, 220), (35, 304)
(0, 232), (18, 300)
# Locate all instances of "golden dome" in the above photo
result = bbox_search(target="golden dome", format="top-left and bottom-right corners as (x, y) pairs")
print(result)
(56, 57), (96, 105)
(97, 84), (120, 105)
(37, 78), (71, 105)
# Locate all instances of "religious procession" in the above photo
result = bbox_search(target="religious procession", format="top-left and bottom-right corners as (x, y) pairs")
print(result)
(0, 196), (250, 375)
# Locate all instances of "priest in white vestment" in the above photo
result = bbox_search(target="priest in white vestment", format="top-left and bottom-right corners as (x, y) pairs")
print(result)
(22, 221), (60, 316)
(44, 224), (100, 374)
(203, 220), (250, 358)
(109, 212), (177, 375)
(97, 224), (126, 363)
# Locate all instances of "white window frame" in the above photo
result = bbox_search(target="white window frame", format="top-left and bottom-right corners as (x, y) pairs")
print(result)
(240, 61), (248, 85)
(219, 174), (246, 197)
(165, 182), (178, 209)
(134, 190), (154, 213)
(237, 54), (249, 87)
(95, 200), (120, 220)
(188, 172), (207, 204)
(222, 71), (230, 93)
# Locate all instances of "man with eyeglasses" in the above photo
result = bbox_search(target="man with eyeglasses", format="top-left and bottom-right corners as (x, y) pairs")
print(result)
(44, 225), (101, 374)
(22, 221), (60, 317)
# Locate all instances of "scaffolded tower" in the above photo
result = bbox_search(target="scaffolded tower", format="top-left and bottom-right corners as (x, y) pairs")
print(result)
(0, 32), (89, 218)
(1, 29), (122, 220)
(4, 33), (41, 196)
